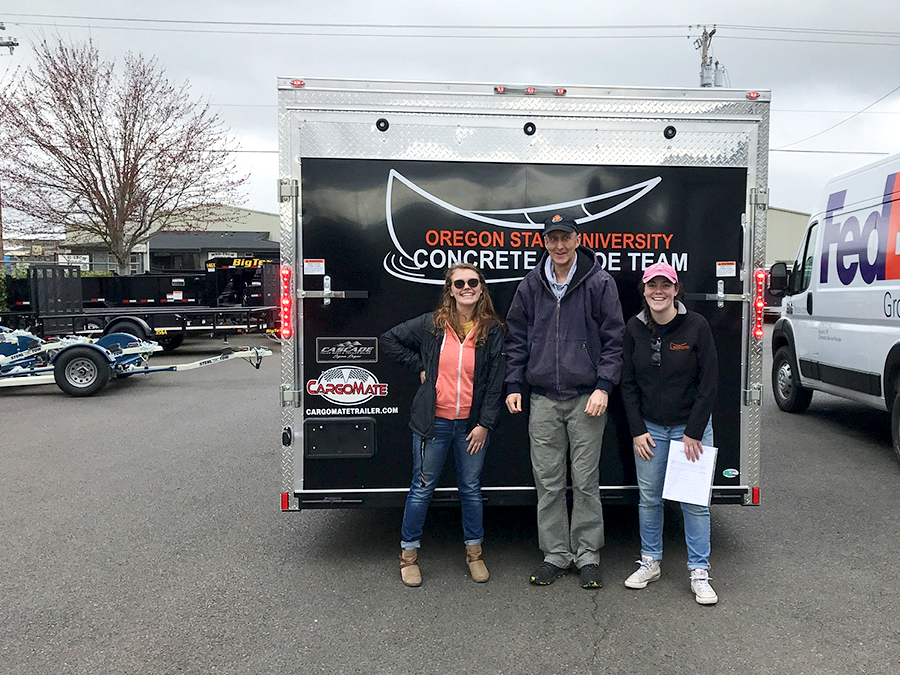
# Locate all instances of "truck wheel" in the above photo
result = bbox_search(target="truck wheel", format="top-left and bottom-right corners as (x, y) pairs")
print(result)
(892, 393), (900, 465)
(112, 320), (146, 341)
(54, 347), (111, 397)
(157, 334), (184, 352)
(772, 346), (813, 413)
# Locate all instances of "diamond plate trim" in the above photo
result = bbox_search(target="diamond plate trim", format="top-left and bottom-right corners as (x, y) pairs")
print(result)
(279, 106), (298, 505)
(281, 88), (766, 118)
(294, 120), (751, 167)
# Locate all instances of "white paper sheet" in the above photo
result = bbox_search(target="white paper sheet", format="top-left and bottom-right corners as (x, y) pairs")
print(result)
(662, 440), (718, 507)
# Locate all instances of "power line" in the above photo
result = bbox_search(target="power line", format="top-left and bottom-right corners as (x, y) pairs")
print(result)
(775, 83), (900, 149)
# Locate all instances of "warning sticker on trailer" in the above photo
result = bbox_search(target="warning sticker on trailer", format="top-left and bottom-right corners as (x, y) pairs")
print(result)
(304, 259), (325, 275)
(716, 261), (737, 278)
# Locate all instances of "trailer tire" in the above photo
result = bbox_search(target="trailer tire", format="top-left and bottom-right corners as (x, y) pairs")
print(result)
(772, 346), (812, 413)
(111, 320), (146, 341)
(157, 334), (184, 352)
(54, 347), (110, 397)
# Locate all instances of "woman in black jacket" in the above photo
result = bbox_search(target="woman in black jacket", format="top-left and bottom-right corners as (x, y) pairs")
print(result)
(381, 263), (505, 587)
(620, 261), (720, 605)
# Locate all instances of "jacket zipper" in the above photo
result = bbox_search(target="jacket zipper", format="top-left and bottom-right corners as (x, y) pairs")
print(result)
(555, 297), (561, 392)
(454, 330), (465, 419)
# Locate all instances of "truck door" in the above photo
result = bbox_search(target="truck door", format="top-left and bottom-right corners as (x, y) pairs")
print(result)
(785, 221), (820, 383)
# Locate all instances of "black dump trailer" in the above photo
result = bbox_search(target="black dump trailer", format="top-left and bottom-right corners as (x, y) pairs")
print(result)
(277, 78), (770, 510)
(1, 265), (278, 351)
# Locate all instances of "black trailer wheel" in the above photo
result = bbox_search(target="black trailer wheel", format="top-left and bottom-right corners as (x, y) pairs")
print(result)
(157, 333), (185, 352)
(772, 346), (812, 413)
(54, 347), (111, 397)
(111, 320), (146, 341)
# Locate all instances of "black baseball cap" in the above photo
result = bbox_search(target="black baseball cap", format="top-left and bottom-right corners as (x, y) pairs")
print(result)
(543, 214), (578, 235)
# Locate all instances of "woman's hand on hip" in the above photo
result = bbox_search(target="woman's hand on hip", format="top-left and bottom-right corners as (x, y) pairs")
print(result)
(466, 425), (488, 454)
(633, 433), (656, 461)
(682, 434), (704, 462)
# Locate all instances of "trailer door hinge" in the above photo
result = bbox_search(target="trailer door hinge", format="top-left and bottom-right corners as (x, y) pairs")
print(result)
(749, 188), (769, 209)
(281, 387), (301, 407)
(279, 179), (299, 202)
(744, 383), (763, 406)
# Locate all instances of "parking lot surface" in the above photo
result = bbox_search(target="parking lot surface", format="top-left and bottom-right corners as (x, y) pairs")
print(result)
(2, 332), (899, 674)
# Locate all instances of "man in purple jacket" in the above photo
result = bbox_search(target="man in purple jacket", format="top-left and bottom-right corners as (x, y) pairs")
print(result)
(505, 214), (625, 589)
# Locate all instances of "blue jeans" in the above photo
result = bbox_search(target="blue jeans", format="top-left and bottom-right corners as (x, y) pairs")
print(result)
(634, 419), (714, 570)
(400, 418), (487, 549)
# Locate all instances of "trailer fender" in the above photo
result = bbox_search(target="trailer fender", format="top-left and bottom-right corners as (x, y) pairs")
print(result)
(49, 341), (115, 366)
(103, 317), (152, 341)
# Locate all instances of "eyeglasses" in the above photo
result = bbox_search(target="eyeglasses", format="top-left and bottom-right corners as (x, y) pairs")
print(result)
(453, 278), (481, 289)
(651, 337), (661, 366)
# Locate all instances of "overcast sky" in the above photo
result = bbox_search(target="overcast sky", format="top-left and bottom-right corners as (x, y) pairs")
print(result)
(2, 1), (898, 218)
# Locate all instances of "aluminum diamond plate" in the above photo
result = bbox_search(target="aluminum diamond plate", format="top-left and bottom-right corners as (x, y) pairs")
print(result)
(293, 119), (752, 167)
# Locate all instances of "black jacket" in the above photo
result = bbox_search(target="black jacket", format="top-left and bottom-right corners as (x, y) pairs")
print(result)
(620, 302), (718, 440)
(505, 246), (624, 400)
(381, 313), (506, 438)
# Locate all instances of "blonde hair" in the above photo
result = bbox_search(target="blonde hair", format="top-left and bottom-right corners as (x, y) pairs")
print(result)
(432, 263), (503, 345)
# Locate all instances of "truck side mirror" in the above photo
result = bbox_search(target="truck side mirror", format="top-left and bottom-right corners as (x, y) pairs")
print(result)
(768, 262), (788, 297)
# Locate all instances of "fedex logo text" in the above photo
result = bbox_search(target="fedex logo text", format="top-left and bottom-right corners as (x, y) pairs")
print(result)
(820, 173), (900, 286)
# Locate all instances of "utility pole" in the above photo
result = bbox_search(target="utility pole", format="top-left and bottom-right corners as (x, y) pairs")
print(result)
(0, 22), (18, 54)
(694, 26), (716, 87)
(0, 24), (17, 265)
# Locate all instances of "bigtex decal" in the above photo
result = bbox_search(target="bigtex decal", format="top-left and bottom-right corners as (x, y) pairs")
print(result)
(306, 366), (388, 405)
(820, 172), (900, 286)
(382, 170), (685, 285)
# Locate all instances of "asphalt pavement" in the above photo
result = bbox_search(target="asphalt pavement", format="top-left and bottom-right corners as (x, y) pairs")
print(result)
(2, 331), (899, 674)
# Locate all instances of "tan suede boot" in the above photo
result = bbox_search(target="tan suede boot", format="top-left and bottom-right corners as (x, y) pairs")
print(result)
(400, 549), (422, 587)
(466, 544), (490, 583)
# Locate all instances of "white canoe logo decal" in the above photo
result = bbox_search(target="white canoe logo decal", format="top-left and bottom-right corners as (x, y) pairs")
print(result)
(383, 169), (662, 285)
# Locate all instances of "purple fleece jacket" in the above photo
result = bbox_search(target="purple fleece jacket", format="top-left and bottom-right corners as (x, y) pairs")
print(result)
(505, 246), (625, 400)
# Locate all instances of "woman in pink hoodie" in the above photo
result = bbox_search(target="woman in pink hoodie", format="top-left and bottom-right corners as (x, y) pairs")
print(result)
(381, 263), (505, 587)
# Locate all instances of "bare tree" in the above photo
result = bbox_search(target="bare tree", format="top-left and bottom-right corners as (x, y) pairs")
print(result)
(0, 38), (247, 274)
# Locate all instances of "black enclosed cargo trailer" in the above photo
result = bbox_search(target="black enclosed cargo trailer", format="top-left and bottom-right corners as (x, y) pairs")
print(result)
(277, 78), (770, 510)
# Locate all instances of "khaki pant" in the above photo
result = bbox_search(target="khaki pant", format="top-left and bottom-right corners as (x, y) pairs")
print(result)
(529, 392), (606, 568)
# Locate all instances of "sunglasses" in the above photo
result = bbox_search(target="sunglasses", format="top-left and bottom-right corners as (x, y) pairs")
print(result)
(651, 337), (661, 366)
(453, 278), (481, 289)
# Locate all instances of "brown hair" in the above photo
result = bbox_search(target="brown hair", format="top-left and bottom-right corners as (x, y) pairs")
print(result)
(432, 263), (503, 345)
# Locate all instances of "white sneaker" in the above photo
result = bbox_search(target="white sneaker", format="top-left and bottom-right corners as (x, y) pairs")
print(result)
(690, 569), (718, 605)
(624, 556), (661, 589)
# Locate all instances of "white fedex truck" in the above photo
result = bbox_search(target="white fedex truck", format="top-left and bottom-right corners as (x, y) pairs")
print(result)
(769, 153), (900, 459)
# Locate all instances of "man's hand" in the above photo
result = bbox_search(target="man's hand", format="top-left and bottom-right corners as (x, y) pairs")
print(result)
(633, 433), (657, 461)
(506, 393), (522, 414)
(419, 370), (426, 384)
(584, 389), (608, 417)
(466, 425), (488, 454)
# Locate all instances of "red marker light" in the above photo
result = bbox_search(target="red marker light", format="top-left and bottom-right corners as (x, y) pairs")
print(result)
(555, 88), (567, 96)
(752, 268), (766, 339)
(280, 266), (294, 339)
(494, 86), (506, 94)
(752, 487), (760, 505)
(747, 91), (760, 100)
(525, 87), (536, 95)
(281, 492), (290, 510)
(290, 79), (305, 88)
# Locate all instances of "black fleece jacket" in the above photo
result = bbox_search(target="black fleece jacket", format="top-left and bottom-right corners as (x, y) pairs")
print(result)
(380, 313), (506, 439)
(620, 303), (718, 440)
